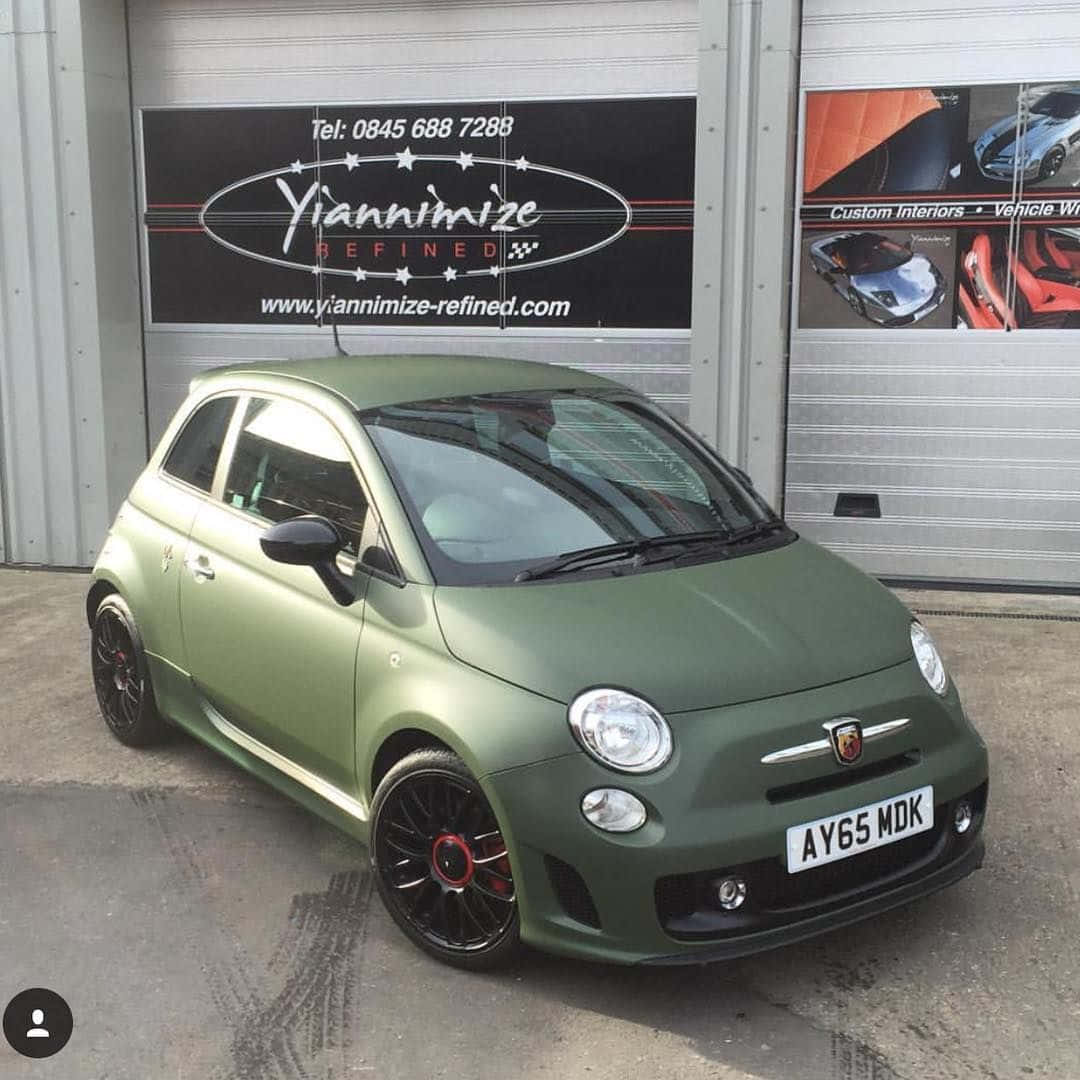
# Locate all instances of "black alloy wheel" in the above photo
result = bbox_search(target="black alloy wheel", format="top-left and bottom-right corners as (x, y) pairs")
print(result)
(91, 595), (168, 746)
(371, 749), (520, 968)
(1040, 146), (1067, 181)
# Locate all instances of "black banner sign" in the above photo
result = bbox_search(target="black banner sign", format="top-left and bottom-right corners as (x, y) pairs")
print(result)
(141, 98), (695, 329)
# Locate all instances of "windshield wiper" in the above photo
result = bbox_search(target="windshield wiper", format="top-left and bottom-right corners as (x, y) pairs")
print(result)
(722, 519), (788, 546)
(514, 541), (647, 583)
(514, 530), (732, 583)
(514, 522), (789, 583)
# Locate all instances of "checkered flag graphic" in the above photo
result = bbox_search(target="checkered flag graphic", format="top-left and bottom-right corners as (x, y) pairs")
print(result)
(507, 240), (540, 261)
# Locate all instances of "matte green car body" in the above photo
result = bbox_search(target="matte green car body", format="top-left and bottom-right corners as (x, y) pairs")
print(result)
(89, 355), (988, 964)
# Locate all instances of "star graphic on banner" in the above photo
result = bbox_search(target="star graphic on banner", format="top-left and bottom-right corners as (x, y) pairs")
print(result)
(344, 152), (359, 171)
(488, 265), (500, 277)
(354, 267), (366, 281)
(514, 156), (530, 171)
(311, 265), (321, 275)
(396, 147), (417, 171)
(456, 151), (474, 171)
(443, 266), (458, 281)
(395, 266), (412, 285)
(290, 159), (303, 173)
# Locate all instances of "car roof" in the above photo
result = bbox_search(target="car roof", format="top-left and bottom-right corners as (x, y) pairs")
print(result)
(194, 354), (622, 411)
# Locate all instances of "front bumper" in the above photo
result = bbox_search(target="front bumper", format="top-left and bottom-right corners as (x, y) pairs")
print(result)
(977, 156), (1041, 181)
(879, 282), (947, 327)
(484, 659), (989, 965)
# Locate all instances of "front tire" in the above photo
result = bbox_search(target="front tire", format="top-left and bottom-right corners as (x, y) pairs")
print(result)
(847, 289), (867, 320)
(1039, 146), (1067, 181)
(370, 748), (521, 969)
(90, 594), (168, 747)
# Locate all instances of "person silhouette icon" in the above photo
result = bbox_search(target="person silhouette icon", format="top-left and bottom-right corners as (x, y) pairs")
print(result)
(4, 988), (72, 1058)
(26, 1009), (49, 1038)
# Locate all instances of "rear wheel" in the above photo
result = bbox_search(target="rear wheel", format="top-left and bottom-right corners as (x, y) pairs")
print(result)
(90, 594), (168, 747)
(370, 748), (521, 969)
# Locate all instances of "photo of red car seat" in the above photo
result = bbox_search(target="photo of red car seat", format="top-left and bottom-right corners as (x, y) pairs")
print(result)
(1009, 240), (1080, 311)
(961, 231), (1080, 328)
(1021, 228), (1080, 281)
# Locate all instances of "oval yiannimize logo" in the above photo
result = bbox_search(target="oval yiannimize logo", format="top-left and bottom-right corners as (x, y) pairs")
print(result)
(198, 147), (633, 285)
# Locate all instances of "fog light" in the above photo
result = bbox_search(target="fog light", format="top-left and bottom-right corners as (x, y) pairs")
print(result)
(581, 788), (647, 833)
(953, 800), (974, 835)
(714, 876), (747, 911)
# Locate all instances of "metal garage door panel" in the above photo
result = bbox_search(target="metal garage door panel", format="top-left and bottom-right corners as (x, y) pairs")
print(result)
(790, 3), (1080, 587)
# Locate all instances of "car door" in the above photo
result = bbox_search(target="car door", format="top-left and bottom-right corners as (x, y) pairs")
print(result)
(179, 393), (371, 794)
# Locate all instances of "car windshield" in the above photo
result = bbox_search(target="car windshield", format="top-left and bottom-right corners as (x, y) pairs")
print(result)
(842, 235), (912, 274)
(361, 389), (781, 585)
(1029, 91), (1080, 119)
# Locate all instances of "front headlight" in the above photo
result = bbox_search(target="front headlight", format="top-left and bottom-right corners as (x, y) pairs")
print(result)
(568, 688), (673, 773)
(910, 621), (948, 695)
(871, 289), (897, 307)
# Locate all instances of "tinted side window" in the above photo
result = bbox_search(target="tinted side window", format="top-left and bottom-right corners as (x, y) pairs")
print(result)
(224, 397), (368, 554)
(162, 396), (236, 493)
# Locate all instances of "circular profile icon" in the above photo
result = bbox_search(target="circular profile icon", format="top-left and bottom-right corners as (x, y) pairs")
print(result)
(3, 988), (73, 1058)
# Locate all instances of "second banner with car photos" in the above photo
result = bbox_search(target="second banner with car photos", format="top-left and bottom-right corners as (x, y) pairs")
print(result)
(799, 80), (1080, 330)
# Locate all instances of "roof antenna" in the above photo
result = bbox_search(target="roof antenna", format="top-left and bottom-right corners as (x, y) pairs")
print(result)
(330, 316), (350, 357)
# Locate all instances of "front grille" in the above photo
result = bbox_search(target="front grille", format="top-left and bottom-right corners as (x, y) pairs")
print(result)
(545, 855), (601, 929)
(767, 751), (920, 804)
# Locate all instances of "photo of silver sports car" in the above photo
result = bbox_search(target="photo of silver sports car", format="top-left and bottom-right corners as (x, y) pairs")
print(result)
(807, 232), (947, 326)
(973, 85), (1080, 183)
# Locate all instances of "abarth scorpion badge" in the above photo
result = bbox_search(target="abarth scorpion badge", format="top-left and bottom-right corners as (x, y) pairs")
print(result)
(826, 718), (863, 765)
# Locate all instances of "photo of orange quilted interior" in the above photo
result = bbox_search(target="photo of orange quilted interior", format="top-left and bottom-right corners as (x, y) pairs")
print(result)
(804, 88), (941, 192)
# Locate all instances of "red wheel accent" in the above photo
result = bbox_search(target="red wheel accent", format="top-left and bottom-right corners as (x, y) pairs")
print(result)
(431, 833), (475, 887)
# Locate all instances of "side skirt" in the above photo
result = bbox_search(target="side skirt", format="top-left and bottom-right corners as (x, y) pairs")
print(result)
(205, 703), (369, 824)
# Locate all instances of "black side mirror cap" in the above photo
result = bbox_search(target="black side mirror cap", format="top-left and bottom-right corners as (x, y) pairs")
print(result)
(260, 515), (342, 565)
(260, 516), (355, 605)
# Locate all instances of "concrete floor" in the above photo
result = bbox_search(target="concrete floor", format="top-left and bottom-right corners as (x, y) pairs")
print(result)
(1, 567), (1079, 1080)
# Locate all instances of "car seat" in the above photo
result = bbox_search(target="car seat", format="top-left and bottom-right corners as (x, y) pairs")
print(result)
(1008, 241), (1080, 312)
(1021, 228), (1080, 283)
(962, 231), (1080, 328)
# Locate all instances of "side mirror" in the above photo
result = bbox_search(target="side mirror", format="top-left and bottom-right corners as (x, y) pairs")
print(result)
(260, 515), (355, 606)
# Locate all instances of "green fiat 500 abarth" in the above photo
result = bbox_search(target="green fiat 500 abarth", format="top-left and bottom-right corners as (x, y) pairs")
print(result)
(88, 355), (988, 968)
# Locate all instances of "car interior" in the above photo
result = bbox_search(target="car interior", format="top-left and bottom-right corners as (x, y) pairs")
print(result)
(959, 228), (1080, 329)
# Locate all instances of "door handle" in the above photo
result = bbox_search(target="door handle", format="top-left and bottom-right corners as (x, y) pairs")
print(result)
(184, 553), (216, 581)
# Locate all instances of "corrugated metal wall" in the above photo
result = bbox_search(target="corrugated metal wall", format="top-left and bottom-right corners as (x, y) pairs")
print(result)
(0, 0), (144, 566)
(128, 0), (700, 446)
(787, 0), (1080, 586)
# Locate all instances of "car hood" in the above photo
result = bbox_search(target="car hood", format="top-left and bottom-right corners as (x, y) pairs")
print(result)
(979, 112), (1063, 159)
(851, 255), (937, 310)
(432, 538), (914, 713)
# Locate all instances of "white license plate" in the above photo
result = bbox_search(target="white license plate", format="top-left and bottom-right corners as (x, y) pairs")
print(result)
(786, 785), (934, 874)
